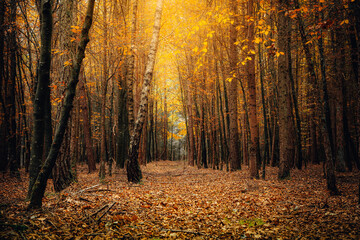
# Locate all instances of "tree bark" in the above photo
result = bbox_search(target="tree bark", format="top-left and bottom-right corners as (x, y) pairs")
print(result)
(127, 0), (163, 183)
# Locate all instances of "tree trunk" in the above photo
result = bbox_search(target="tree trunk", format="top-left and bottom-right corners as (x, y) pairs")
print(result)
(52, 0), (76, 191)
(228, 0), (241, 171)
(277, 0), (294, 179)
(99, 0), (109, 179)
(127, 0), (163, 183)
(127, 0), (138, 136)
(181, 69), (195, 166)
(258, 39), (268, 179)
(163, 89), (168, 160)
(117, 71), (129, 168)
(79, 73), (96, 172)
(247, 0), (259, 178)
(0, 0), (6, 172)
(8, 0), (19, 177)
(28, 0), (53, 198)
(28, 0), (96, 209)
(318, 12), (339, 195)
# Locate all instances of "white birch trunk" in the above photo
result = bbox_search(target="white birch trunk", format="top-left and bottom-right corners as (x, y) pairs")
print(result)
(126, 0), (163, 183)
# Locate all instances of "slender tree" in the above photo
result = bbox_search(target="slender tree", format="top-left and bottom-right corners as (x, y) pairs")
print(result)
(127, 0), (163, 183)
(228, 0), (241, 171)
(99, 0), (109, 179)
(247, 0), (259, 178)
(28, 0), (53, 198)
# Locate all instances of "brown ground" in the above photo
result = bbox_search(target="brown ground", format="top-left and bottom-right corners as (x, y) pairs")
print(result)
(0, 161), (359, 239)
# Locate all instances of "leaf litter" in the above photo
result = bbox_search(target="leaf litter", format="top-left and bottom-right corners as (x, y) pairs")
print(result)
(0, 161), (359, 239)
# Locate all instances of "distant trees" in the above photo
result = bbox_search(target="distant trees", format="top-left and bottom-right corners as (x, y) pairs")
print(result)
(174, 0), (359, 193)
(0, 0), (21, 178)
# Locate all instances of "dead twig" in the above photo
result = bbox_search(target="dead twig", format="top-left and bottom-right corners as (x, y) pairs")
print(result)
(45, 219), (58, 229)
(97, 202), (117, 222)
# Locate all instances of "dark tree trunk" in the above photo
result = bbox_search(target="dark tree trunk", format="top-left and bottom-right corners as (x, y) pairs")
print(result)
(80, 73), (96, 172)
(277, 0), (294, 179)
(247, 0), (259, 178)
(8, 0), (19, 177)
(0, 0), (6, 172)
(99, 0), (109, 179)
(318, 18), (339, 195)
(117, 72), (129, 168)
(228, 0), (241, 171)
(28, 0), (53, 198)
(258, 40), (268, 179)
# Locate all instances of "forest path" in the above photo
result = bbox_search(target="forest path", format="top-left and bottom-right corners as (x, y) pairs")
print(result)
(1, 161), (359, 239)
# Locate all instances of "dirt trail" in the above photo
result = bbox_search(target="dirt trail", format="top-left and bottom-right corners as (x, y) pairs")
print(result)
(1, 161), (359, 239)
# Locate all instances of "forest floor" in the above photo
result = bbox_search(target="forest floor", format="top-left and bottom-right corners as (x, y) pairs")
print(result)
(0, 161), (359, 239)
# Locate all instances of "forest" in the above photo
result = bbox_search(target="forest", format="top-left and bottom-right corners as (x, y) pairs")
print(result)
(0, 0), (360, 238)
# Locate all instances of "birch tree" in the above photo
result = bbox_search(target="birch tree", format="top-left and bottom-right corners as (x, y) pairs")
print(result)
(126, 0), (163, 183)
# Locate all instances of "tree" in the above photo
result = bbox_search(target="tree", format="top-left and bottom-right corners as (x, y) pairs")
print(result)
(79, 73), (96, 172)
(52, 0), (77, 192)
(277, 0), (293, 179)
(28, 0), (53, 198)
(127, 0), (163, 183)
(247, 0), (259, 178)
(127, 0), (139, 137)
(99, 0), (109, 179)
(28, 0), (96, 209)
(228, 0), (241, 171)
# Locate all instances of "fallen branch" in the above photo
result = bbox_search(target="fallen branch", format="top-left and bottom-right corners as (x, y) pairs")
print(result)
(77, 184), (101, 194)
(97, 202), (117, 222)
(87, 189), (114, 193)
(161, 228), (205, 235)
(89, 204), (109, 218)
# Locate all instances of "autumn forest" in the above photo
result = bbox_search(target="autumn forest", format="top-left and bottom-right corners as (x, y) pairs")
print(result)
(1, 0), (360, 238)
